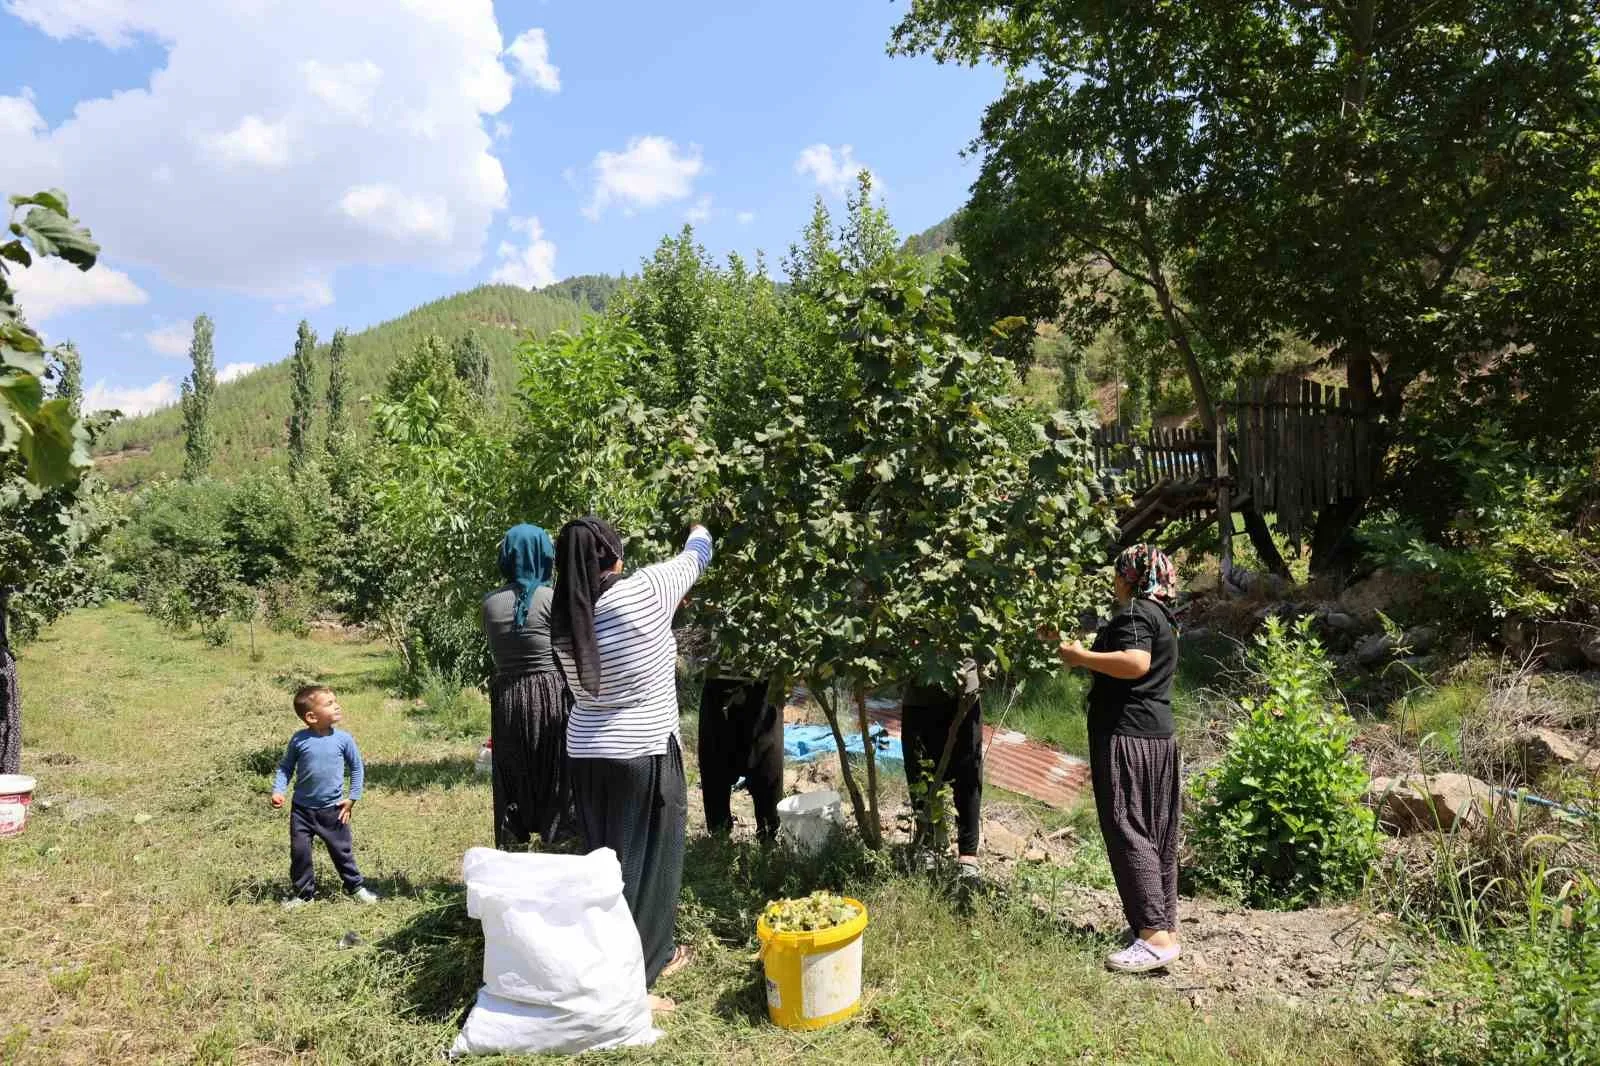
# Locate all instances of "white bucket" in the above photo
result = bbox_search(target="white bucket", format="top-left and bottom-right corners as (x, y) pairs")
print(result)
(776, 789), (842, 855)
(0, 774), (36, 838)
(475, 740), (493, 776)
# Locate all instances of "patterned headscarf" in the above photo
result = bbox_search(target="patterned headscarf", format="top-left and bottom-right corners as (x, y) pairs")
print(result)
(1115, 544), (1178, 604)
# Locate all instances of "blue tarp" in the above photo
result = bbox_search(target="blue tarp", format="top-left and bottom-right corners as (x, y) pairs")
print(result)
(782, 723), (903, 764)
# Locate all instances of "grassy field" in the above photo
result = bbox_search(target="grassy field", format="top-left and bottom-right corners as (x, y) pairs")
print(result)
(2, 604), (1400, 1065)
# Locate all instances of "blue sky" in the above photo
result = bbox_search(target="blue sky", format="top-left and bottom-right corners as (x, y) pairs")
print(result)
(0, 0), (1003, 414)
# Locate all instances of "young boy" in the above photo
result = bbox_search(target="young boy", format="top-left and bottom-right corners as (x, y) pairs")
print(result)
(270, 685), (378, 908)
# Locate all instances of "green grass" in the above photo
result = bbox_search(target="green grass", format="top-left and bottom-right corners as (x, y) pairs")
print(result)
(2, 604), (1400, 1064)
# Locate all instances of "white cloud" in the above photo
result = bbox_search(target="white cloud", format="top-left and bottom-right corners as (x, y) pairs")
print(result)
(209, 115), (292, 168)
(303, 58), (382, 122)
(83, 376), (178, 416)
(585, 135), (704, 219)
(340, 184), (454, 243)
(505, 28), (559, 92)
(489, 215), (557, 289)
(795, 143), (879, 198)
(492, 119), (513, 142)
(685, 195), (712, 224)
(0, 0), (520, 307)
(736, 210), (756, 225)
(9, 255), (148, 322)
(218, 361), (258, 382)
(145, 320), (192, 357)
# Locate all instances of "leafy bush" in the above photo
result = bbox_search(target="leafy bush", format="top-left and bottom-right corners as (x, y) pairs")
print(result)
(1363, 424), (1600, 628)
(1414, 870), (1600, 1066)
(1187, 617), (1377, 908)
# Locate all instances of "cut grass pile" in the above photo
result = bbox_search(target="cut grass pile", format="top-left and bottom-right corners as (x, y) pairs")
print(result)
(2, 604), (1400, 1064)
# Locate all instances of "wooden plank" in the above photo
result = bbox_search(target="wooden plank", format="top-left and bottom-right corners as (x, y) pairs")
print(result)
(1309, 379), (1324, 507)
(1253, 377), (1267, 512)
(1216, 418), (1232, 588)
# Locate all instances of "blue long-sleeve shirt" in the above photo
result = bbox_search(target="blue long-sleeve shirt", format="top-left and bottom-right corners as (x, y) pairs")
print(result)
(272, 728), (365, 809)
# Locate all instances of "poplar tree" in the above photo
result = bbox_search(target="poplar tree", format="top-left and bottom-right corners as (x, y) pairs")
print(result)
(179, 315), (216, 480)
(287, 320), (317, 472)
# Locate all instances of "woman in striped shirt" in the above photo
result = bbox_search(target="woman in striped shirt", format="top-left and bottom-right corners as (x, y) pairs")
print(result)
(551, 516), (713, 993)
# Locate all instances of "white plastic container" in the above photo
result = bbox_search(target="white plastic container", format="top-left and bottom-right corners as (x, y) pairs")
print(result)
(0, 774), (36, 838)
(475, 740), (493, 776)
(776, 789), (842, 855)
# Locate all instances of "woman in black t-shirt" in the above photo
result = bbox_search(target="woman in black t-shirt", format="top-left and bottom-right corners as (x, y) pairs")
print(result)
(1052, 544), (1182, 973)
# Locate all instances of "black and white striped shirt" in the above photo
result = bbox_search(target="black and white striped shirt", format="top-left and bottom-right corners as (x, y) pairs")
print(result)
(557, 527), (713, 759)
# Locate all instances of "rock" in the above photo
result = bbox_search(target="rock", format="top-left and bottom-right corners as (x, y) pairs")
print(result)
(1518, 727), (1600, 773)
(1582, 632), (1600, 668)
(982, 820), (1027, 860)
(1366, 773), (1498, 834)
(1402, 626), (1438, 654)
(132, 812), (153, 826)
(1355, 633), (1397, 668)
(339, 931), (365, 949)
(1023, 846), (1048, 863)
(1323, 611), (1362, 635)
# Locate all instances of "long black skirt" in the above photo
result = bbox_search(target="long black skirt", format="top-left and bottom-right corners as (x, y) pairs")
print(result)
(489, 671), (574, 849)
(569, 738), (688, 988)
(1090, 731), (1181, 933)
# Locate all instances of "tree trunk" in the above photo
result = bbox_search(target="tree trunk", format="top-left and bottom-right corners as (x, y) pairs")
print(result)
(1242, 506), (1291, 578)
(813, 680), (879, 849)
(853, 686), (882, 845)
(1309, 349), (1386, 578)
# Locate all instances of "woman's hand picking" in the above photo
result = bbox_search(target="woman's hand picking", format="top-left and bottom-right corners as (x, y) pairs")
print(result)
(1057, 640), (1088, 667)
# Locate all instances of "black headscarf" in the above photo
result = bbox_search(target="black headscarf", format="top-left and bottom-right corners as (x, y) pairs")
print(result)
(551, 516), (625, 694)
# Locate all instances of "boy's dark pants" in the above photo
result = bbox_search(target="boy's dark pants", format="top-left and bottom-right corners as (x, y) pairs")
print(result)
(289, 803), (364, 898)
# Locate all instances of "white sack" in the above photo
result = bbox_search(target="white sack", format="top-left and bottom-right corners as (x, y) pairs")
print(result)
(449, 847), (661, 1057)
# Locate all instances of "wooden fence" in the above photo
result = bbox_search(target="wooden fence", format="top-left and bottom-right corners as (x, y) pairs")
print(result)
(1091, 424), (1216, 494)
(1226, 375), (1373, 542)
(1091, 375), (1377, 550)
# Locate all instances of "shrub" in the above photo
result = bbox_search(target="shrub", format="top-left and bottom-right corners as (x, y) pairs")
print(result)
(1361, 424), (1600, 629)
(1413, 869), (1600, 1066)
(1187, 616), (1377, 908)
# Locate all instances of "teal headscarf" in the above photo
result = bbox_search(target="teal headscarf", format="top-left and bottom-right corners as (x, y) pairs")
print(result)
(498, 524), (556, 629)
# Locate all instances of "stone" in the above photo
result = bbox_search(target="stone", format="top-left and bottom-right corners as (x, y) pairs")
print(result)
(1518, 727), (1600, 773)
(1323, 611), (1362, 635)
(1023, 846), (1048, 863)
(132, 812), (153, 826)
(1355, 633), (1397, 668)
(1402, 626), (1438, 654)
(1366, 773), (1498, 834)
(1581, 632), (1600, 669)
(982, 820), (1028, 860)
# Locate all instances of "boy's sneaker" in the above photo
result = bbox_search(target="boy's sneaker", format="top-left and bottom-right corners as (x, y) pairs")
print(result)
(350, 887), (380, 905)
(1105, 938), (1180, 973)
(281, 896), (313, 911)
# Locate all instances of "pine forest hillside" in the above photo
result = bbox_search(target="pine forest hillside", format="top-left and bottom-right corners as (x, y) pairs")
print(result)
(94, 281), (622, 486)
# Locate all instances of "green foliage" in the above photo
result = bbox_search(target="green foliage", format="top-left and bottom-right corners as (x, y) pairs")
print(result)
(180, 315), (216, 481)
(1414, 871), (1600, 1066)
(324, 327), (349, 442)
(450, 329), (492, 402)
(95, 285), (590, 486)
(1188, 617), (1377, 909)
(286, 320), (317, 473)
(53, 342), (82, 416)
(110, 473), (316, 644)
(1, 189), (96, 488)
(1360, 424), (1600, 627)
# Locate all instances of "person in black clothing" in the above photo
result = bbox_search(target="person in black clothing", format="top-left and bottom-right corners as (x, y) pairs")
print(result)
(697, 674), (784, 840)
(1053, 544), (1182, 973)
(901, 659), (983, 876)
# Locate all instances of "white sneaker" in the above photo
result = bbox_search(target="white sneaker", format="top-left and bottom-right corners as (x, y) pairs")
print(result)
(1106, 938), (1180, 973)
(281, 896), (313, 911)
(350, 887), (380, 905)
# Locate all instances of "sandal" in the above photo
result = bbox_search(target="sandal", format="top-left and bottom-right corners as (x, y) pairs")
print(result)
(1105, 938), (1181, 973)
(648, 994), (677, 1014)
(659, 944), (694, 980)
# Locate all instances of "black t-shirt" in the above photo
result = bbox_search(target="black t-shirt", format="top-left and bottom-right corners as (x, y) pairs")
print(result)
(1087, 598), (1177, 738)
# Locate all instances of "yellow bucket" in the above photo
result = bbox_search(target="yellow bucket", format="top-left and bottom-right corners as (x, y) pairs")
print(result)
(756, 898), (868, 1031)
